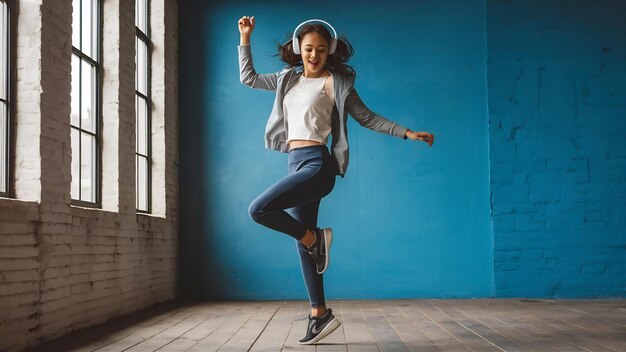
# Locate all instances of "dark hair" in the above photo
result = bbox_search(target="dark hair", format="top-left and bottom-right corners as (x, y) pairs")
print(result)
(274, 24), (356, 79)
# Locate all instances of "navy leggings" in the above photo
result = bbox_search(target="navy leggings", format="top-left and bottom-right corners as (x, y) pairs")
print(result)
(248, 145), (337, 308)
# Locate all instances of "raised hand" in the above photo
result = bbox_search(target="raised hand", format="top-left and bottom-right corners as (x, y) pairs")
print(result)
(405, 130), (435, 147)
(238, 16), (255, 37)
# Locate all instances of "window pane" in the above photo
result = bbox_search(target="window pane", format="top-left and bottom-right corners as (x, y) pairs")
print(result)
(137, 155), (148, 211)
(80, 132), (95, 202)
(1, 2), (7, 195)
(80, 0), (92, 57)
(0, 1), (6, 100)
(137, 39), (147, 95)
(134, 37), (137, 90)
(72, 0), (80, 49)
(0, 103), (6, 194)
(71, 128), (80, 199)
(89, 0), (98, 59)
(80, 60), (95, 133)
(136, 0), (147, 34)
(71, 54), (80, 127)
(136, 96), (147, 155)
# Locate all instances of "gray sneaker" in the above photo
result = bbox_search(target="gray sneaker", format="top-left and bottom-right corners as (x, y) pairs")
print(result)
(298, 308), (341, 345)
(305, 227), (333, 274)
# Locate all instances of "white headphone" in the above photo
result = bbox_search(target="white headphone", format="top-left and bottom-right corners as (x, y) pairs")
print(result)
(292, 19), (338, 55)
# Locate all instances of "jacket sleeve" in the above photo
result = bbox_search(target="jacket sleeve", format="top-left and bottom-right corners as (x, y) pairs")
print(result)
(345, 87), (409, 139)
(238, 44), (280, 91)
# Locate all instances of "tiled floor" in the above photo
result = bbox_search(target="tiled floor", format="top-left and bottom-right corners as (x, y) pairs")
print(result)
(32, 299), (626, 351)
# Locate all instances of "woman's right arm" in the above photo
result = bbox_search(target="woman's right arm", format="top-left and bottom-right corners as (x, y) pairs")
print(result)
(238, 16), (279, 91)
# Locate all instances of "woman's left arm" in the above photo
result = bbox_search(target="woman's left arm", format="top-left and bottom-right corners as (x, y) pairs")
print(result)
(345, 88), (435, 146)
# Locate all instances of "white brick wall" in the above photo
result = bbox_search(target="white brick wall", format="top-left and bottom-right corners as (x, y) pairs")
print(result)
(14, 1), (43, 203)
(0, 1), (178, 351)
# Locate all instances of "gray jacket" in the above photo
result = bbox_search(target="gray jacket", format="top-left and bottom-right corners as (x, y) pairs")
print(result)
(238, 44), (409, 177)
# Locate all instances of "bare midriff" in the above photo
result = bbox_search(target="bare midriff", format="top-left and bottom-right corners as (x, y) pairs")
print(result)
(287, 139), (324, 151)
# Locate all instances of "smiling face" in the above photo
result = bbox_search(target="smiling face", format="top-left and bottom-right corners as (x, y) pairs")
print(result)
(300, 32), (330, 78)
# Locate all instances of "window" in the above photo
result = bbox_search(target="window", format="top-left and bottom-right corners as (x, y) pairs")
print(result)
(136, 0), (151, 212)
(71, 0), (100, 205)
(0, 0), (9, 197)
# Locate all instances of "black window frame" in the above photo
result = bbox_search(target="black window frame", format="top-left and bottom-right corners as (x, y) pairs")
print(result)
(0, 0), (13, 198)
(135, 0), (151, 213)
(71, 0), (102, 208)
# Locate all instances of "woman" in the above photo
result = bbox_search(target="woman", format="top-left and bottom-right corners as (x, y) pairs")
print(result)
(237, 16), (435, 345)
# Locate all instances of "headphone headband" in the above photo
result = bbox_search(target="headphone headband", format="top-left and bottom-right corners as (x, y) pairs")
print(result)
(292, 19), (338, 55)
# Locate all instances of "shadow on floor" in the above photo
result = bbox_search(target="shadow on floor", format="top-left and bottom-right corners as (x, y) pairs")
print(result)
(25, 299), (191, 352)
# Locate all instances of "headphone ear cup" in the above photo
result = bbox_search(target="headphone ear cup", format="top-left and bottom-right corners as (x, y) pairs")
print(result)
(293, 38), (300, 54)
(330, 39), (337, 54)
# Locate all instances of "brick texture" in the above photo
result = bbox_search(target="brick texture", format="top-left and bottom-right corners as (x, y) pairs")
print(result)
(0, 1), (178, 351)
(487, 0), (626, 297)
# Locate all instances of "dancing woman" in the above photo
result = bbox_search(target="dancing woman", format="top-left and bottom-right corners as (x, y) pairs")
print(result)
(238, 16), (435, 344)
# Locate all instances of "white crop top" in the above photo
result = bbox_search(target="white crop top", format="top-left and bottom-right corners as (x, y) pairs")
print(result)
(284, 75), (334, 145)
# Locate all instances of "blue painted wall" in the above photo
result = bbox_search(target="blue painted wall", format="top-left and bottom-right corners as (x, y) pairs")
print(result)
(179, 0), (494, 300)
(487, 0), (626, 297)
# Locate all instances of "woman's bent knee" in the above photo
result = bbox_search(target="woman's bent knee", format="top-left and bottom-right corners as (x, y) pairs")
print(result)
(248, 198), (264, 223)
